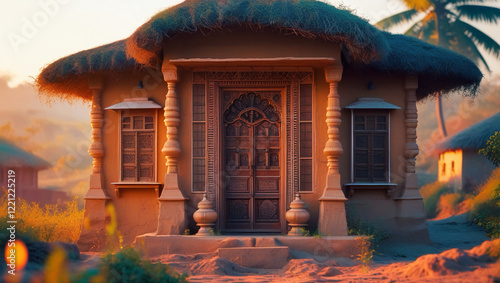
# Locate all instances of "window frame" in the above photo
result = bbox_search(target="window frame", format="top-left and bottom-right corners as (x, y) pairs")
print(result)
(350, 109), (391, 183)
(118, 109), (158, 183)
(191, 84), (207, 193)
(298, 84), (315, 193)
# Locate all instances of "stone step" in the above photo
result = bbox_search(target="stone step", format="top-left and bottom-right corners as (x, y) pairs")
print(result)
(218, 246), (290, 269)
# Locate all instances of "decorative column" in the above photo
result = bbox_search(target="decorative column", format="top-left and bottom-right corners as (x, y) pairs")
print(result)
(157, 63), (189, 235)
(401, 75), (422, 200)
(396, 75), (429, 241)
(77, 75), (111, 251)
(318, 64), (348, 236)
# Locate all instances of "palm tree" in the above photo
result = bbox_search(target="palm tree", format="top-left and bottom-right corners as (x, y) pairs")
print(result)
(375, 0), (500, 137)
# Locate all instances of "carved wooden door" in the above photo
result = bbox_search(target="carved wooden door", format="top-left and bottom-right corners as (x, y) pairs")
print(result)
(223, 91), (281, 232)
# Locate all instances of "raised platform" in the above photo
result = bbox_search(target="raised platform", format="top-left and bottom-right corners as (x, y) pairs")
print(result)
(133, 234), (362, 269)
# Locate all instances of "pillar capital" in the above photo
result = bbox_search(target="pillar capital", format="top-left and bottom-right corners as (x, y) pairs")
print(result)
(404, 74), (418, 90)
(88, 75), (105, 90)
(161, 63), (178, 82)
(324, 63), (343, 83)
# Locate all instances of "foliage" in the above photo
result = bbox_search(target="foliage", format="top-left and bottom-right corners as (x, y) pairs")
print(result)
(91, 248), (187, 283)
(355, 236), (374, 273)
(346, 204), (390, 247)
(300, 228), (311, 237)
(419, 181), (455, 218)
(375, 0), (500, 71)
(479, 131), (500, 167)
(469, 168), (500, 238)
(69, 248), (187, 283)
(0, 194), (83, 244)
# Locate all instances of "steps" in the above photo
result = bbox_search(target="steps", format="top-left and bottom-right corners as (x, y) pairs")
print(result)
(218, 246), (290, 269)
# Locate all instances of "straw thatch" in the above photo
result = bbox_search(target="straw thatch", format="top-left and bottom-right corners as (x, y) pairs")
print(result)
(435, 112), (500, 154)
(126, 0), (389, 66)
(362, 33), (482, 100)
(0, 138), (51, 169)
(36, 40), (139, 101)
(35, 0), (482, 102)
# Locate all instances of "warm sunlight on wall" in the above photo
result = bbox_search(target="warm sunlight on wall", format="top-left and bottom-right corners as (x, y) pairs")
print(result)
(438, 149), (463, 187)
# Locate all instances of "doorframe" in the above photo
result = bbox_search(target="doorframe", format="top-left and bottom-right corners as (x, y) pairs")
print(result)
(219, 88), (287, 233)
(193, 70), (314, 234)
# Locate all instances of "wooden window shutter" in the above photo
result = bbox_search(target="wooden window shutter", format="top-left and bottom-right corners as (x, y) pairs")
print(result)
(299, 84), (313, 192)
(121, 112), (156, 182)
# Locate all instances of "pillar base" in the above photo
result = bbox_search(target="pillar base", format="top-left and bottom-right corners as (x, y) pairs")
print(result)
(157, 173), (188, 235)
(394, 173), (430, 242)
(318, 174), (348, 236)
(77, 174), (110, 251)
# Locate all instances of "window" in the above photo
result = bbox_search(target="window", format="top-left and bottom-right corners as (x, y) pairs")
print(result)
(299, 84), (313, 192)
(451, 161), (455, 174)
(353, 111), (388, 182)
(121, 110), (156, 182)
(442, 163), (446, 175)
(192, 84), (206, 192)
(346, 97), (400, 184)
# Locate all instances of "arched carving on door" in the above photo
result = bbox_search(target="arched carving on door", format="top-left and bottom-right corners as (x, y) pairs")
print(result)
(224, 92), (280, 124)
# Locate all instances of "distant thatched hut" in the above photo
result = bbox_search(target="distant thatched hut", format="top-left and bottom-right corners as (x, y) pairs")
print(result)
(36, 0), (482, 251)
(0, 138), (67, 205)
(435, 112), (499, 192)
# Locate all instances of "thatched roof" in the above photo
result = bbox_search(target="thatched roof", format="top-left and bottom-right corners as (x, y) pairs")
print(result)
(36, 40), (138, 101)
(126, 0), (389, 66)
(36, 0), (482, 101)
(361, 33), (482, 101)
(0, 138), (51, 169)
(435, 112), (500, 154)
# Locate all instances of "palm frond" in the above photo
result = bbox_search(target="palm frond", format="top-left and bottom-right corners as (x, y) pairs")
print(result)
(421, 18), (438, 44)
(447, 0), (497, 5)
(375, 9), (420, 30)
(454, 19), (500, 57)
(404, 21), (424, 37)
(455, 5), (500, 23)
(451, 22), (491, 70)
(401, 0), (433, 11)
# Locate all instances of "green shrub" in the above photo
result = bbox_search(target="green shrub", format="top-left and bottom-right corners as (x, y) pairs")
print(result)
(469, 184), (500, 239)
(420, 182), (454, 218)
(346, 204), (390, 247)
(468, 168), (500, 238)
(479, 131), (500, 167)
(74, 248), (188, 283)
(0, 193), (83, 244)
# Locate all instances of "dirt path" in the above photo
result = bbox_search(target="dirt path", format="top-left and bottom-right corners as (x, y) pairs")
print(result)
(175, 214), (499, 282)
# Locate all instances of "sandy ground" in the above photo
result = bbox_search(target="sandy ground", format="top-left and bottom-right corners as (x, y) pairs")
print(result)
(140, 214), (500, 282)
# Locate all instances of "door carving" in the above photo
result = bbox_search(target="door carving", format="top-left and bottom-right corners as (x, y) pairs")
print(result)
(223, 91), (281, 232)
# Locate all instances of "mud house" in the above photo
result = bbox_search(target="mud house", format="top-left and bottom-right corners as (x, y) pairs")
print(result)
(435, 112), (499, 192)
(0, 138), (67, 205)
(36, 0), (482, 251)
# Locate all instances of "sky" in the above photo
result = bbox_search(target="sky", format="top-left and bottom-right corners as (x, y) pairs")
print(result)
(1, 0), (499, 86)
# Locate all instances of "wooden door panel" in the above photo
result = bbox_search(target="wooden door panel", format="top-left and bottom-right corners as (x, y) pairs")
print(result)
(223, 91), (281, 232)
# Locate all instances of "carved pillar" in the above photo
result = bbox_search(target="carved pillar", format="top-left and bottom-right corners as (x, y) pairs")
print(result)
(157, 63), (189, 235)
(396, 75), (429, 241)
(318, 64), (348, 236)
(77, 76), (110, 251)
(400, 75), (423, 200)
